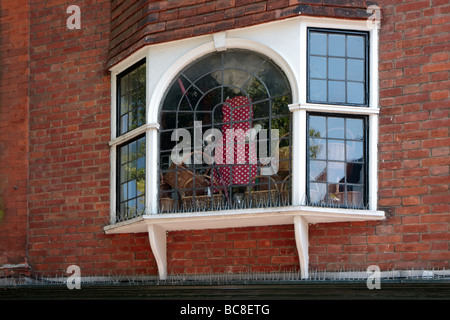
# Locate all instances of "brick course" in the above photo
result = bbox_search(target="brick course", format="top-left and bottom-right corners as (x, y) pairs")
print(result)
(0, 0), (448, 278)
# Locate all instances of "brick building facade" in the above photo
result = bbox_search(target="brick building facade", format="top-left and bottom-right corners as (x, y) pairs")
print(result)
(0, 0), (448, 280)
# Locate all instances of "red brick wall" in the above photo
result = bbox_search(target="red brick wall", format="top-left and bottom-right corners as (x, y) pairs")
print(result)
(108, 0), (373, 68)
(13, 0), (450, 277)
(0, 0), (30, 274)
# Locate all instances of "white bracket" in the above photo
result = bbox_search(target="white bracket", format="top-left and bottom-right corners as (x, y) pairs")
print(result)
(294, 215), (309, 279)
(147, 224), (167, 280)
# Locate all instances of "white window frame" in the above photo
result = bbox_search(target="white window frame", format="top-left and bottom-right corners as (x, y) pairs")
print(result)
(105, 16), (384, 280)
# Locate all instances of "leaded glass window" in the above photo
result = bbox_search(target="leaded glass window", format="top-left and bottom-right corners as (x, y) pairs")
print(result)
(308, 28), (369, 106)
(159, 50), (292, 213)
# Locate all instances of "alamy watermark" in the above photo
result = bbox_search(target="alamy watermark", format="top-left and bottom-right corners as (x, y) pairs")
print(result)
(66, 265), (81, 289)
(66, 5), (81, 30)
(366, 265), (381, 290)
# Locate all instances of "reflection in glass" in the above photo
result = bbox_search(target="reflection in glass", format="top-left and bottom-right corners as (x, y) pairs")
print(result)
(347, 163), (364, 184)
(118, 136), (146, 220)
(309, 160), (326, 181)
(328, 117), (345, 139)
(307, 114), (366, 208)
(327, 162), (345, 183)
(118, 62), (146, 135)
(310, 182), (327, 204)
(328, 140), (345, 161)
(309, 116), (326, 137)
(346, 141), (364, 162)
(346, 118), (364, 140)
(309, 138), (326, 159)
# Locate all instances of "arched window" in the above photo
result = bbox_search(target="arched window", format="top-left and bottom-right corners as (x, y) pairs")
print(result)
(158, 50), (292, 213)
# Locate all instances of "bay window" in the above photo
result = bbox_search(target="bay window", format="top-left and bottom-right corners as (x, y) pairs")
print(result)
(105, 16), (384, 280)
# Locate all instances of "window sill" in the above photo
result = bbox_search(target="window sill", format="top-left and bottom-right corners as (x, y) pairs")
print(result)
(104, 205), (384, 234)
(103, 206), (385, 280)
(289, 102), (380, 115)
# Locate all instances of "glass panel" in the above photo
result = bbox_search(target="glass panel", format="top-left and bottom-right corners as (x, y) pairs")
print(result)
(328, 58), (345, 80)
(328, 80), (345, 103)
(328, 34), (345, 57)
(310, 79), (326, 102)
(120, 145), (128, 164)
(347, 35), (365, 58)
(120, 164), (128, 182)
(120, 184), (127, 202)
(137, 196), (145, 214)
(309, 182), (327, 204)
(347, 59), (364, 82)
(346, 118), (364, 140)
(309, 160), (326, 181)
(118, 61), (146, 136)
(310, 32), (327, 55)
(328, 140), (345, 161)
(346, 185), (364, 207)
(310, 56), (327, 79)
(120, 114), (128, 135)
(346, 162), (364, 184)
(128, 180), (137, 199)
(244, 76), (269, 102)
(223, 50), (264, 74)
(328, 117), (345, 139)
(309, 138), (326, 159)
(256, 62), (290, 97)
(347, 81), (365, 105)
(327, 161), (345, 183)
(346, 141), (364, 162)
(120, 94), (128, 115)
(309, 116), (326, 137)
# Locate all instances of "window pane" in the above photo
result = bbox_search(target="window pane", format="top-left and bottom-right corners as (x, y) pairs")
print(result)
(346, 118), (364, 140)
(346, 185), (364, 207)
(328, 117), (345, 139)
(310, 32), (327, 55)
(310, 182), (327, 204)
(346, 141), (364, 162)
(309, 138), (326, 159)
(309, 116), (326, 137)
(327, 161), (345, 183)
(310, 160), (326, 181)
(347, 163), (364, 184)
(347, 82), (365, 105)
(328, 58), (345, 80)
(347, 35), (365, 58)
(328, 140), (345, 161)
(347, 59), (364, 82)
(328, 34), (345, 57)
(310, 79), (327, 102)
(328, 81), (345, 103)
(310, 56), (327, 79)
